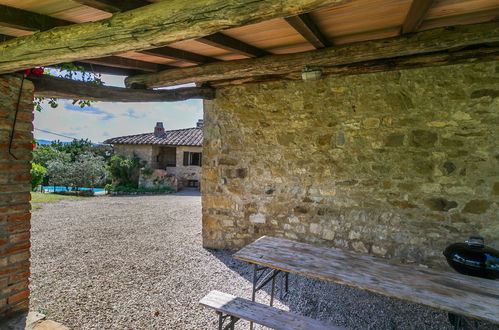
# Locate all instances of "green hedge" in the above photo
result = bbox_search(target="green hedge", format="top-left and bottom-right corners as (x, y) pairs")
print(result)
(105, 184), (174, 194)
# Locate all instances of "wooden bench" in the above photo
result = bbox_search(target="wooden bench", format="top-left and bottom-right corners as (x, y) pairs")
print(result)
(200, 290), (345, 330)
(233, 236), (499, 327)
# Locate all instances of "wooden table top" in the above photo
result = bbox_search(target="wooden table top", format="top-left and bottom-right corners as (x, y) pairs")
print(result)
(233, 236), (499, 325)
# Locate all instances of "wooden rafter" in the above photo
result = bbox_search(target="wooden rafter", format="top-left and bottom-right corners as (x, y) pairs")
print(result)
(140, 46), (217, 64)
(197, 33), (271, 58)
(0, 4), (70, 31)
(125, 22), (499, 88)
(0, 34), (14, 42)
(285, 13), (331, 48)
(72, 0), (150, 13)
(29, 74), (215, 102)
(0, 0), (351, 74)
(81, 56), (170, 73)
(401, 0), (436, 34)
(72, 62), (144, 76)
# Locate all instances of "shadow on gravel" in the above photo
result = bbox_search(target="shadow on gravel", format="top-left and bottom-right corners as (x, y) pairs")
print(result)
(205, 248), (486, 330)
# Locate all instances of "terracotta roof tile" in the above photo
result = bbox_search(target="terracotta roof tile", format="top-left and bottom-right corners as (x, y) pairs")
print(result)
(104, 127), (202, 146)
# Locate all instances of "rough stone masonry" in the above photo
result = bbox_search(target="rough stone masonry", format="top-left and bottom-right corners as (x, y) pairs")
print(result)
(0, 74), (33, 317)
(202, 61), (499, 268)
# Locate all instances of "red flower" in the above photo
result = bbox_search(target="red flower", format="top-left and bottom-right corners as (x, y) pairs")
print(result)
(32, 68), (44, 75)
(32, 144), (36, 149)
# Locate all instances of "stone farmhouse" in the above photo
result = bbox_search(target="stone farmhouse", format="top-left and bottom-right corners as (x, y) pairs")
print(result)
(104, 121), (203, 190)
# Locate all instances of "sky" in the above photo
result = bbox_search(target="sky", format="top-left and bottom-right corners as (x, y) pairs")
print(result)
(33, 74), (203, 143)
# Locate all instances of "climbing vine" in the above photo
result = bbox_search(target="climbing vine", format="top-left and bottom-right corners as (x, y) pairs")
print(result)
(30, 62), (104, 111)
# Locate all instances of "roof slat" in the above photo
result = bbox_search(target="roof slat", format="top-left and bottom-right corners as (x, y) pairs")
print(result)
(401, 0), (436, 34)
(285, 13), (331, 48)
(81, 56), (170, 72)
(0, 4), (71, 31)
(197, 33), (271, 58)
(140, 46), (218, 64)
(72, 0), (150, 13)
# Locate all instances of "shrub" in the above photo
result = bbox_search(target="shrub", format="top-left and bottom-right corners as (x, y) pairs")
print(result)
(31, 163), (47, 190)
(106, 184), (174, 194)
(106, 154), (145, 186)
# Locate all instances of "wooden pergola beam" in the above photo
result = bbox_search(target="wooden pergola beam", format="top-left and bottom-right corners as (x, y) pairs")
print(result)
(125, 22), (499, 88)
(401, 0), (436, 34)
(209, 46), (499, 87)
(197, 33), (271, 58)
(29, 74), (215, 102)
(72, 0), (151, 13)
(0, 0), (350, 74)
(140, 46), (217, 64)
(285, 13), (331, 48)
(0, 4), (71, 31)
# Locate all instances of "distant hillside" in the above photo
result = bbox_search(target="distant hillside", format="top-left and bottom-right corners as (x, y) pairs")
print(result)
(36, 139), (101, 146)
(36, 139), (71, 145)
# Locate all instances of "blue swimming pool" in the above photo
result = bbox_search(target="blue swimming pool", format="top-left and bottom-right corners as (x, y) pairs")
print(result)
(43, 186), (105, 192)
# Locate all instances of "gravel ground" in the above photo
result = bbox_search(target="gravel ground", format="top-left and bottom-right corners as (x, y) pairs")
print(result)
(29, 191), (493, 330)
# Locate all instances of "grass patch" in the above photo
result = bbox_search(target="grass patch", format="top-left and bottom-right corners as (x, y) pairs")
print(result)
(31, 192), (81, 209)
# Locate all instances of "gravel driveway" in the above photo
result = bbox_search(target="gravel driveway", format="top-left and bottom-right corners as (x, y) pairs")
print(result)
(30, 191), (478, 329)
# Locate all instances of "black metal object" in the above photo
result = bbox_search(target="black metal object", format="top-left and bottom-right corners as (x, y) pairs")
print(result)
(443, 236), (499, 279)
(444, 236), (498, 330)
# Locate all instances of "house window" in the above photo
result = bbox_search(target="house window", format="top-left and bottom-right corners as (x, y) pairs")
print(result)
(183, 152), (202, 166)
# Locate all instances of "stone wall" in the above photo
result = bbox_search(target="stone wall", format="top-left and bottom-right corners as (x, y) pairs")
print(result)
(0, 74), (34, 316)
(202, 61), (499, 268)
(113, 144), (153, 165)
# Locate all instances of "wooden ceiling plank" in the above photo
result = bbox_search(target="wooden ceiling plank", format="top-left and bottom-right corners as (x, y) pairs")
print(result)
(140, 46), (218, 64)
(124, 21), (499, 88)
(0, 4), (71, 31)
(29, 74), (215, 102)
(285, 13), (331, 48)
(402, 0), (437, 34)
(72, 0), (150, 13)
(0, 0), (351, 74)
(197, 33), (271, 58)
(81, 56), (169, 72)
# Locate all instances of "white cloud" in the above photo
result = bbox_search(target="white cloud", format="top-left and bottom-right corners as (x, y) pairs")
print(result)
(34, 99), (203, 143)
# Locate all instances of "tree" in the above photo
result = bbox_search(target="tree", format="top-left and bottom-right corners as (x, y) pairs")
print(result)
(73, 152), (108, 189)
(33, 145), (70, 168)
(46, 160), (73, 188)
(31, 163), (47, 190)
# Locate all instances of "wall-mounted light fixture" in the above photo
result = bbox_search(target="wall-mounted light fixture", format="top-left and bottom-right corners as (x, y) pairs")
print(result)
(301, 66), (323, 81)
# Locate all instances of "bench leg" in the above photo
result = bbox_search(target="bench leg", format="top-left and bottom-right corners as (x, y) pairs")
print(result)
(217, 311), (240, 330)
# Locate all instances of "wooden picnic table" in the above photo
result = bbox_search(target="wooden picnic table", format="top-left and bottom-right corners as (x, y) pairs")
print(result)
(233, 236), (499, 326)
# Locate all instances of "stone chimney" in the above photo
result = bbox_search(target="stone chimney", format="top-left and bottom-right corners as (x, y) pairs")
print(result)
(154, 122), (165, 137)
(196, 119), (204, 129)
